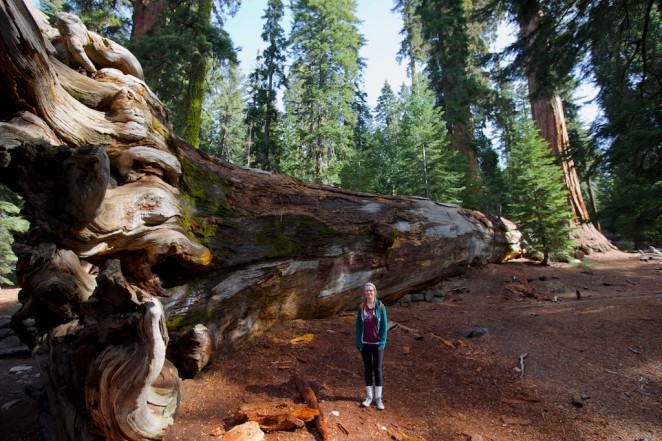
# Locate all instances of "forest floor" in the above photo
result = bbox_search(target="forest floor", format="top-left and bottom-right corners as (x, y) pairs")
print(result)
(1, 250), (661, 441)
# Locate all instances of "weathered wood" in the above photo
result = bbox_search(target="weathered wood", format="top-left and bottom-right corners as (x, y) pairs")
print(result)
(167, 323), (212, 379)
(294, 374), (329, 441)
(232, 400), (319, 432)
(0, 2), (523, 440)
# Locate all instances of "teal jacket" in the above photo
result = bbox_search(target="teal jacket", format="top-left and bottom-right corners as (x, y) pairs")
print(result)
(355, 299), (388, 351)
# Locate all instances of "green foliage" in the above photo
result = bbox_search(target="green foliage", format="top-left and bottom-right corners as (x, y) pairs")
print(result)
(200, 60), (247, 163)
(505, 116), (575, 265)
(128, 0), (236, 134)
(597, 173), (662, 249)
(0, 185), (29, 285)
(475, 135), (508, 216)
(393, 0), (426, 77)
(393, 76), (466, 203)
(359, 76), (465, 203)
(418, 0), (494, 167)
(281, 0), (365, 185)
(40, 0), (132, 43)
(588, 0), (662, 246)
(363, 82), (402, 195)
(338, 90), (374, 191)
(244, 0), (288, 171)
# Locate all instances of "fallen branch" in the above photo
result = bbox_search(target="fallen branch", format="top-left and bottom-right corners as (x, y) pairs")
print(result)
(428, 332), (456, 349)
(294, 374), (329, 441)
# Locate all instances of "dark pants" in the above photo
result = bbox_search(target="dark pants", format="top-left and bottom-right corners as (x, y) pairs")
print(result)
(361, 344), (383, 387)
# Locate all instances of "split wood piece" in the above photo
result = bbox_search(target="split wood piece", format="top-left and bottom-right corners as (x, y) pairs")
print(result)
(232, 399), (319, 432)
(294, 374), (330, 441)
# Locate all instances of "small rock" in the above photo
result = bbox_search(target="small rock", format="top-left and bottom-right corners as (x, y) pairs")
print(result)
(455, 328), (488, 338)
(223, 421), (264, 441)
(456, 329), (472, 338)
(471, 327), (488, 338)
(411, 294), (424, 302)
(570, 390), (584, 407)
(9, 365), (33, 374)
(330, 410), (340, 417)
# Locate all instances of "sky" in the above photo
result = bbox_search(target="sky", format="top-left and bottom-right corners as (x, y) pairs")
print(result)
(224, 1), (599, 124)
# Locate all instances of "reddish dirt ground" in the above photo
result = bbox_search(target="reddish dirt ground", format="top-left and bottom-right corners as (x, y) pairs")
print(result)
(1, 250), (661, 441)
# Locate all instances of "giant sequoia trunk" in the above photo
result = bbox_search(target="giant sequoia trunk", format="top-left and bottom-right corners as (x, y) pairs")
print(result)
(0, 1), (520, 439)
(519, 6), (615, 253)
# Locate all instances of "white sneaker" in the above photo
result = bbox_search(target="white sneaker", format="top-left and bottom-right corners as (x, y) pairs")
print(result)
(361, 396), (372, 407)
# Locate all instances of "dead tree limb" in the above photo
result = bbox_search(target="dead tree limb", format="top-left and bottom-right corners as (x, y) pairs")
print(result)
(294, 374), (329, 441)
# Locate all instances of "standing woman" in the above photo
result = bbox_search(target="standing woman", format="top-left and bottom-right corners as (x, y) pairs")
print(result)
(355, 282), (388, 410)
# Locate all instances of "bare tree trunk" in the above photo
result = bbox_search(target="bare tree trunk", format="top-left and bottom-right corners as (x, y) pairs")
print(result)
(0, 2), (521, 439)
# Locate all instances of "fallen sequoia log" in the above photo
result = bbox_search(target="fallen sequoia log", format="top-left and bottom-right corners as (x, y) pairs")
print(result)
(0, 1), (521, 439)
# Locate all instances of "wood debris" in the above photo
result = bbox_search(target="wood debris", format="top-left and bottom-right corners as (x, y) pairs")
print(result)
(290, 333), (315, 344)
(231, 399), (319, 431)
(295, 374), (330, 440)
(428, 332), (456, 348)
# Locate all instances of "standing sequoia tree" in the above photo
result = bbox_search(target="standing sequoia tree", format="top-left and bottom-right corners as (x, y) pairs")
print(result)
(511, 0), (615, 253)
(0, 1), (520, 439)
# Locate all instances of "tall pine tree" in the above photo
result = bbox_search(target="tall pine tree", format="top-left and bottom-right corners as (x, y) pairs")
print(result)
(393, 75), (466, 203)
(199, 61), (247, 163)
(282, 0), (365, 185)
(245, 0), (288, 171)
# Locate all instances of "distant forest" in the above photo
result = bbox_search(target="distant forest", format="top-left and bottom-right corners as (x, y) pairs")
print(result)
(1, 0), (660, 277)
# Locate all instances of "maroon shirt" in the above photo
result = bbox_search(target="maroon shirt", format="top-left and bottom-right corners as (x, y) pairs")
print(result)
(362, 305), (379, 344)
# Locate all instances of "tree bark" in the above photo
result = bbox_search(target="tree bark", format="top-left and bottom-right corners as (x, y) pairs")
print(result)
(0, 1), (521, 439)
(131, 0), (167, 41)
